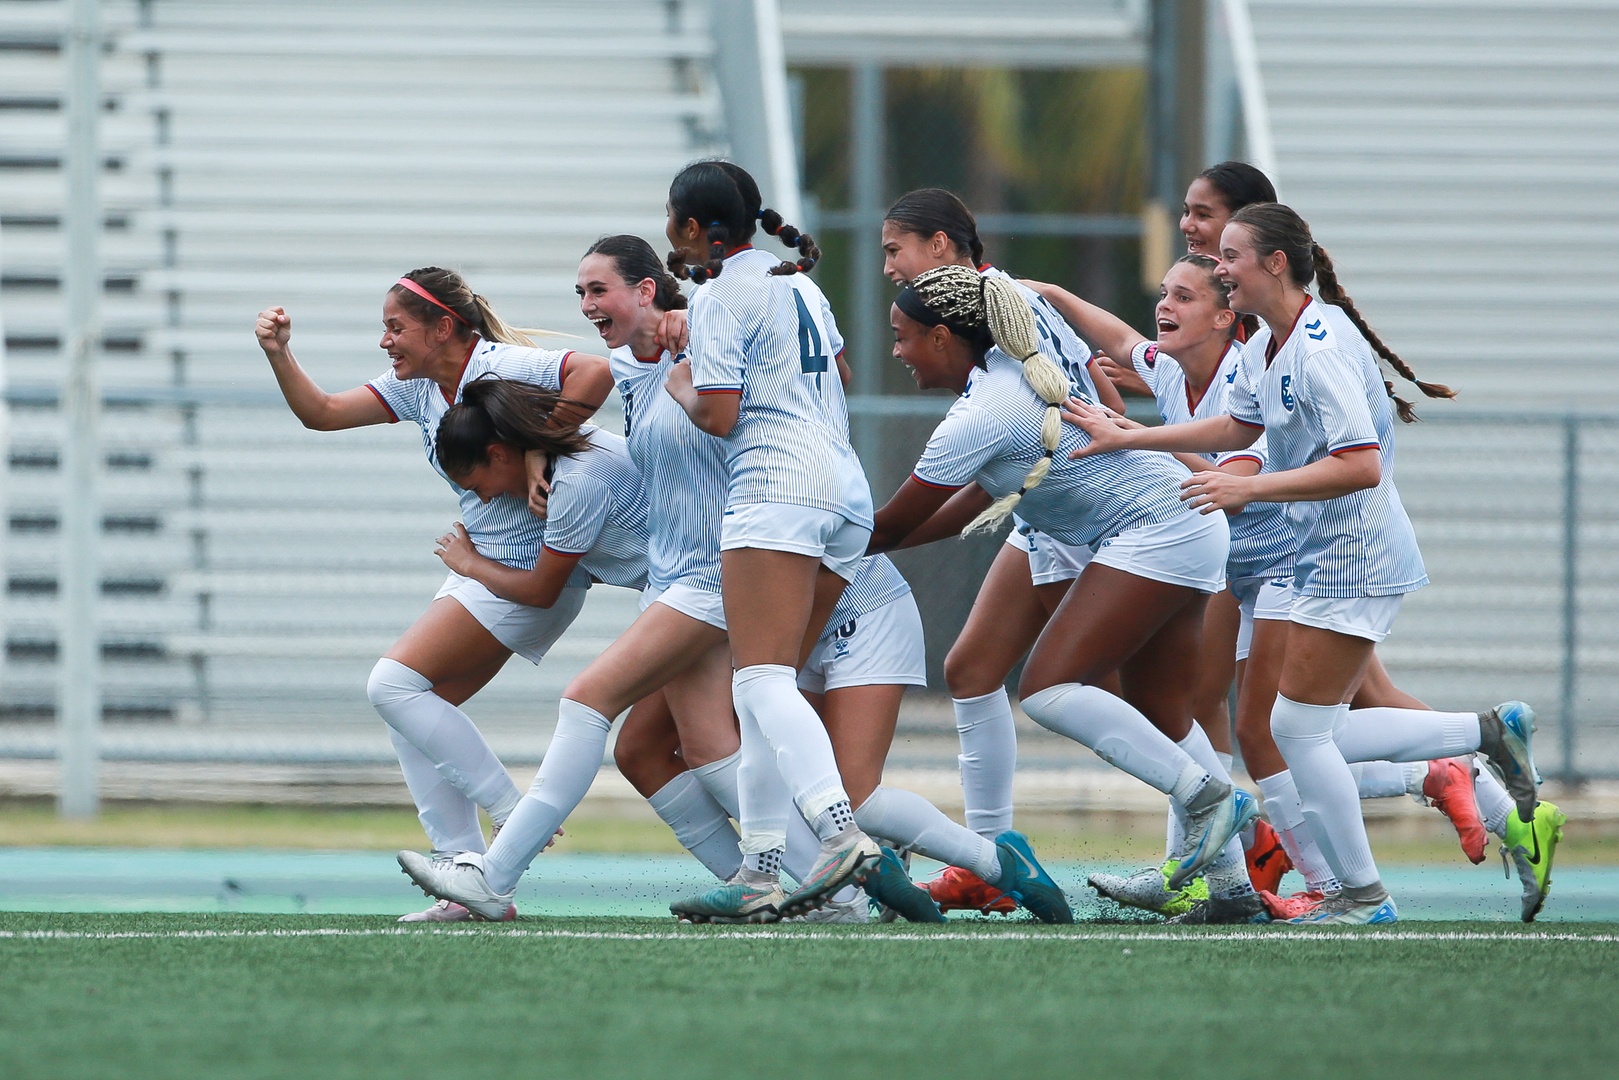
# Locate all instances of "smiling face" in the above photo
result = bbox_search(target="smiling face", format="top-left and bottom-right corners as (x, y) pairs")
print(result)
(1214, 222), (1280, 313)
(576, 253), (657, 351)
(1180, 177), (1235, 256)
(446, 444), (528, 505)
(881, 221), (969, 285)
(1155, 262), (1235, 355)
(891, 304), (976, 393)
(379, 293), (455, 380)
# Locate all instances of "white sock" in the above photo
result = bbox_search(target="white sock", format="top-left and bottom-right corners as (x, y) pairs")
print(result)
(1271, 698), (1380, 889)
(1216, 751), (1234, 773)
(1022, 683), (1207, 799)
(733, 696), (791, 858)
(482, 699), (611, 894)
(733, 665), (853, 840)
(855, 786), (1001, 883)
(1164, 803), (1183, 862)
(648, 771), (742, 882)
(1255, 769), (1342, 894)
(1473, 755), (1514, 838)
(367, 658), (520, 823)
(1349, 760), (1411, 800)
(388, 727), (485, 854)
(953, 689), (1017, 839)
(694, 746), (821, 885)
(1176, 725), (1245, 881)
(1335, 706), (1480, 764)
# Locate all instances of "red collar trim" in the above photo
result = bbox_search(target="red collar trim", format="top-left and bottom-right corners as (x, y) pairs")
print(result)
(725, 244), (754, 257)
(1186, 340), (1243, 415)
(633, 351), (661, 364)
(976, 263), (993, 273)
(441, 337), (480, 404)
(1265, 297), (1312, 366)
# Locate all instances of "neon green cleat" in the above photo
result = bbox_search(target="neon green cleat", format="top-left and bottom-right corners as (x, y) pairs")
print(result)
(1087, 859), (1209, 918)
(1502, 800), (1566, 922)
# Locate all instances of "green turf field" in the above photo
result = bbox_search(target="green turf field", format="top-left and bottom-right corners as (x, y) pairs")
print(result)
(2, 912), (1614, 1079)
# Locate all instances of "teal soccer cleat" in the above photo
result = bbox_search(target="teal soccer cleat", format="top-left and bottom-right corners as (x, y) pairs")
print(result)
(993, 830), (1074, 924)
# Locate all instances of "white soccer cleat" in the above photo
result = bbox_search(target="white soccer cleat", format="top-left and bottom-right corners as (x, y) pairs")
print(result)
(793, 888), (871, 924)
(1286, 893), (1398, 926)
(397, 898), (517, 923)
(397, 849), (516, 922)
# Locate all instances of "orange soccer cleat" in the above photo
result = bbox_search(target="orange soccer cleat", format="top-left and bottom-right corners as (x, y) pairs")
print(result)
(1258, 889), (1325, 921)
(1423, 757), (1488, 864)
(926, 865), (1016, 915)
(1245, 819), (1294, 894)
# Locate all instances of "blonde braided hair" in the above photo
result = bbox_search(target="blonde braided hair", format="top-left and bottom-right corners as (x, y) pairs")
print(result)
(907, 266), (1071, 536)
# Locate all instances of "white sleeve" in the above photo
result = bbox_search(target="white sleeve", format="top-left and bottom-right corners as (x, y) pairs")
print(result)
(911, 400), (1010, 490)
(364, 370), (417, 424)
(491, 347), (569, 392)
(688, 293), (746, 393)
(1227, 354), (1264, 429)
(540, 462), (613, 557)
(1129, 340), (1165, 396)
(1303, 351), (1381, 456)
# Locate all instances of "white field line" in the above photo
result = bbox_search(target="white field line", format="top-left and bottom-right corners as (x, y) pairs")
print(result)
(0, 928), (1615, 943)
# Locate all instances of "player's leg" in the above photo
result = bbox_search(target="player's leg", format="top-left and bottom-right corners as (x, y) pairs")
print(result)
(1191, 587), (1240, 760)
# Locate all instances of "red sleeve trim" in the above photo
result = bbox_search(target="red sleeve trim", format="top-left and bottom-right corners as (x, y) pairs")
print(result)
(542, 543), (587, 558)
(1232, 416), (1265, 429)
(1222, 454), (1263, 466)
(695, 387), (743, 396)
(910, 473), (966, 491)
(1329, 441), (1381, 457)
(556, 350), (575, 388)
(365, 384), (399, 423)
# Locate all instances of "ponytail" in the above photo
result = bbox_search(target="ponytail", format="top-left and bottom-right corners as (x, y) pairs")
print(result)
(434, 377), (592, 478)
(759, 207), (820, 275)
(667, 160), (817, 283)
(392, 267), (564, 349)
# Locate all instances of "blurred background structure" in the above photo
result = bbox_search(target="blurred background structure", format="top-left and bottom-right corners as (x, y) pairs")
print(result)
(2, 0), (1618, 820)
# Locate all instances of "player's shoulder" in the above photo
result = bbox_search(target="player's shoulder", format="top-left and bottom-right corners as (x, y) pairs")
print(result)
(609, 344), (664, 385)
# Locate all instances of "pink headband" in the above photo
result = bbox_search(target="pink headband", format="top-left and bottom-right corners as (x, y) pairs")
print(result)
(395, 277), (468, 325)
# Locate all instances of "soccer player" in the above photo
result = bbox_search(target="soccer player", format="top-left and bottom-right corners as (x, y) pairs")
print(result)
(869, 265), (1257, 905)
(658, 161), (888, 920)
(878, 188), (1125, 914)
(1065, 203), (1550, 923)
(253, 269), (613, 922)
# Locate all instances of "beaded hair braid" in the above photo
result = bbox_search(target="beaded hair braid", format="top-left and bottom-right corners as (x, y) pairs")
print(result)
(908, 265), (1071, 535)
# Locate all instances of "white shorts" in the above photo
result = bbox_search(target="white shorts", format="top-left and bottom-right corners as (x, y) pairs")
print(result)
(434, 571), (587, 665)
(1230, 574), (1295, 661)
(720, 502), (870, 582)
(1004, 527), (1094, 586)
(1290, 593), (1404, 643)
(798, 592), (928, 694)
(1092, 512), (1229, 594)
(640, 580), (727, 631)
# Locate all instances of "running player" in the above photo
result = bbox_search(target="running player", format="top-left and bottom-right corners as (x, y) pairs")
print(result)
(253, 269), (613, 922)
(870, 265), (1257, 908)
(878, 188), (1125, 914)
(1065, 203), (1549, 923)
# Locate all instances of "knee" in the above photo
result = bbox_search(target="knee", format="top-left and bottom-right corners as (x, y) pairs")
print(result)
(367, 658), (429, 711)
(944, 646), (999, 699)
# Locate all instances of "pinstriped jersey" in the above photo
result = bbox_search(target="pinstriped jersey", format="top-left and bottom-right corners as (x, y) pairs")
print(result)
(1130, 339), (1295, 581)
(542, 426), (649, 590)
(823, 554), (912, 641)
(912, 349), (1194, 550)
(610, 345), (726, 594)
(367, 338), (570, 569)
(687, 247), (874, 527)
(1228, 298), (1427, 598)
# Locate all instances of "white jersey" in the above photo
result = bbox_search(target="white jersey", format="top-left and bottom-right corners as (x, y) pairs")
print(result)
(1130, 339), (1295, 581)
(688, 247), (874, 526)
(981, 265), (1103, 402)
(1228, 297), (1427, 598)
(368, 338), (571, 569)
(824, 554), (912, 638)
(912, 348), (1193, 550)
(542, 426), (649, 590)
(610, 345), (726, 595)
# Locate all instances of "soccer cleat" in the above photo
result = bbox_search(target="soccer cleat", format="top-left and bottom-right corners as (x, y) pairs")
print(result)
(397, 850), (516, 922)
(1502, 800), (1566, 922)
(859, 848), (946, 923)
(1171, 782), (1259, 890)
(926, 865), (1017, 915)
(1478, 701), (1540, 821)
(1258, 889), (1325, 921)
(778, 827), (882, 918)
(1245, 819), (1294, 894)
(794, 888), (870, 924)
(1286, 893), (1398, 926)
(398, 898), (517, 923)
(1166, 891), (1270, 925)
(670, 871), (786, 924)
(1088, 861), (1207, 918)
(1423, 757), (1488, 864)
(993, 830), (1074, 924)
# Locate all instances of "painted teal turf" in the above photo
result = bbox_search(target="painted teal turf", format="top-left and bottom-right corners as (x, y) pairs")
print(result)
(1, 847), (1612, 921)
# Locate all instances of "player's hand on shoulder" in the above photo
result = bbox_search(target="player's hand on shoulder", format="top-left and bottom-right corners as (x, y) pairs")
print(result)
(525, 450), (551, 518)
(1061, 397), (1131, 457)
(1181, 470), (1253, 515)
(434, 522), (479, 574)
(654, 309), (689, 354)
(255, 306), (290, 355)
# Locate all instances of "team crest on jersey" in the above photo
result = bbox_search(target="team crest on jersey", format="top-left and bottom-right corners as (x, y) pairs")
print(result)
(1280, 374), (1295, 412)
(1141, 343), (1159, 369)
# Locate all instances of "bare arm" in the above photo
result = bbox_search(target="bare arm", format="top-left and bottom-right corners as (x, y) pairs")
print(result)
(663, 359), (740, 437)
(1181, 448), (1381, 516)
(891, 483), (995, 549)
(554, 352), (614, 428)
(868, 477), (960, 554)
(1063, 402), (1259, 457)
(1087, 356), (1128, 413)
(434, 523), (582, 609)
(1024, 282), (1149, 376)
(255, 306), (392, 431)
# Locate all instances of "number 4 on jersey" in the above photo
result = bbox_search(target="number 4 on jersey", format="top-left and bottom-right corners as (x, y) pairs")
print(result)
(794, 290), (829, 391)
